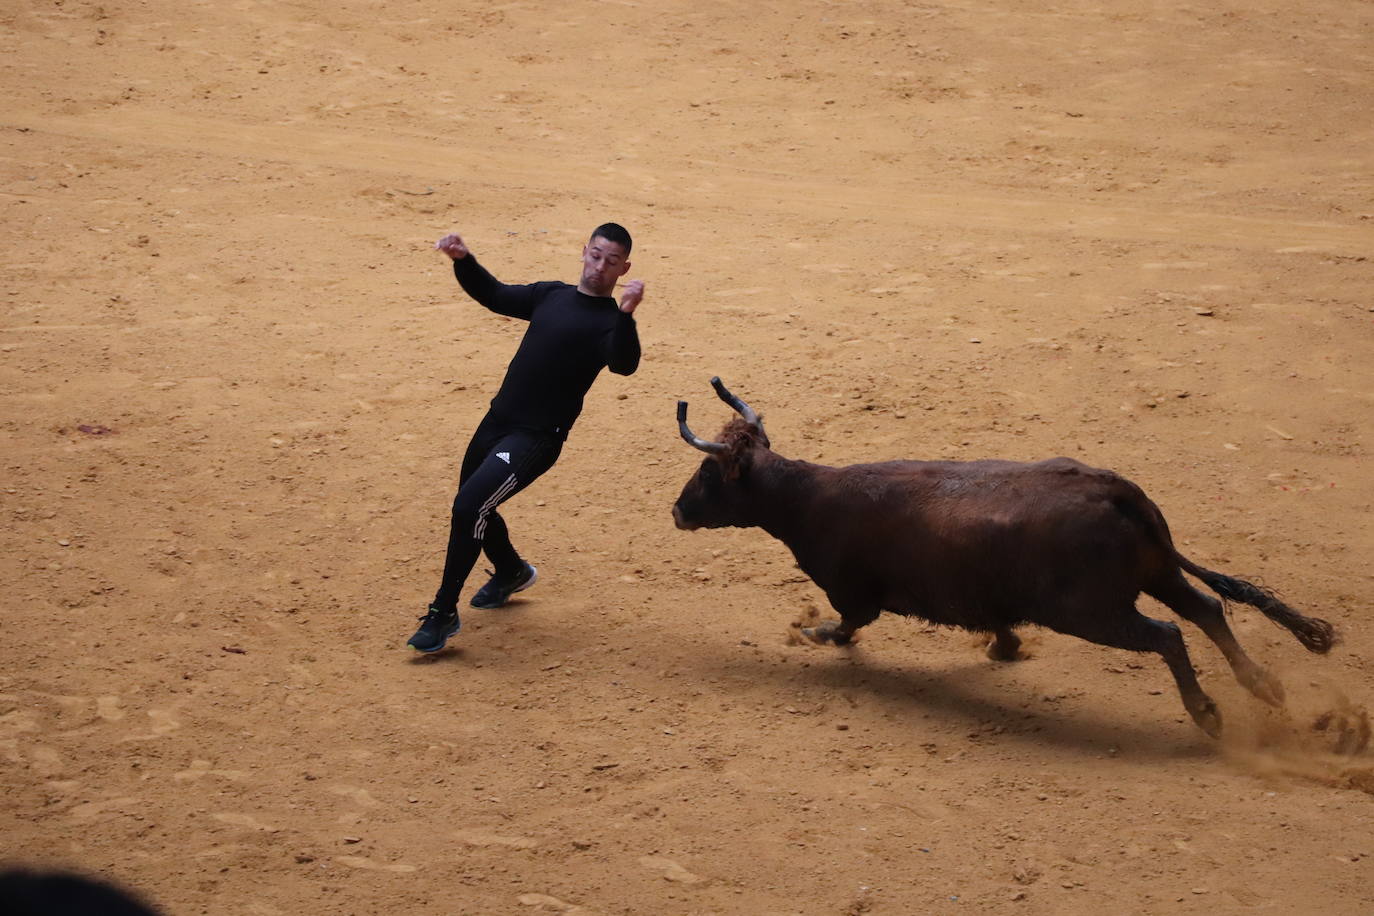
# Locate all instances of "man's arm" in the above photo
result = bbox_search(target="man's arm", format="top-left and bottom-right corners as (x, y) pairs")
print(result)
(434, 232), (538, 320)
(604, 279), (644, 376)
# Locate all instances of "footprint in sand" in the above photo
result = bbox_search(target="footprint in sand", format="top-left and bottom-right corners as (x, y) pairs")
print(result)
(28, 746), (64, 777)
(0, 708), (39, 742)
(147, 708), (179, 735)
(452, 828), (538, 850)
(96, 695), (125, 721)
(638, 855), (706, 885)
(328, 784), (380, 807)
(118, 708), (181, 741)
(67, 796), (139, 823)
(174, 759), (247, 782)
(517, 893), (597, 914)
(211, 812), (278, 832)
(335, 855), (416, 873)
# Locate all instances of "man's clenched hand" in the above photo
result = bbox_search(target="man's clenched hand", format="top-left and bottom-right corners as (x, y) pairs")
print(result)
(618, 279), (644, 314)
(434, 233), (469, 260)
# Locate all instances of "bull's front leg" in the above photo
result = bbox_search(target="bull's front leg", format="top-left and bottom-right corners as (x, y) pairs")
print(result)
(802, 597), (880, 647)
(986, 626), (1023, 661)
(802, 619), (858, 646)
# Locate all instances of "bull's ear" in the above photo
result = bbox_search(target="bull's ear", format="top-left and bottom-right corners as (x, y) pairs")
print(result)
(717, 443), (752, 482)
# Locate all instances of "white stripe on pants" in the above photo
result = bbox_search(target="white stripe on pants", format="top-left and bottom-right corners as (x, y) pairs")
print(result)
(472, 473), (519, 542)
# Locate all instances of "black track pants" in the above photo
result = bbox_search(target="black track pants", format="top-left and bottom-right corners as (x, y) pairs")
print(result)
(432, 415), (562, 612)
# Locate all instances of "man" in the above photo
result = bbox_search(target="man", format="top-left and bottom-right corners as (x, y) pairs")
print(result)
(408, 223), (644, 652)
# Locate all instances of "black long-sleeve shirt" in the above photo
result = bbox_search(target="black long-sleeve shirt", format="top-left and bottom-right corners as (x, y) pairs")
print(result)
(454, 255), (641, 438)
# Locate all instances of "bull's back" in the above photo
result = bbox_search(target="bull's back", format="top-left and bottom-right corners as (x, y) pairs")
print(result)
(807, 456), (1170, 623)
(839, 456), (1133, 517)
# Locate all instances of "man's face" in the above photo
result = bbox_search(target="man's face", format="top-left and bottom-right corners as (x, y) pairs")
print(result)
(579, 236), (630, 297)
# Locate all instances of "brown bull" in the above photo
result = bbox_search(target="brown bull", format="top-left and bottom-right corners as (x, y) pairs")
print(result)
(672, 377), (1335, 738)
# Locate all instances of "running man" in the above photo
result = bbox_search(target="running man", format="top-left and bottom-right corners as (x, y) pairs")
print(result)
(408, 224), (644, 652)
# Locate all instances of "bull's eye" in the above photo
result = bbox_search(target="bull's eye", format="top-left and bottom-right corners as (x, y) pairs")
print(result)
(700, 460), (726, 487)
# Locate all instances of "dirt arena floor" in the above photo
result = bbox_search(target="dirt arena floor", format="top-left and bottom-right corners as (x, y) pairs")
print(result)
(4, 1), (1374, 913)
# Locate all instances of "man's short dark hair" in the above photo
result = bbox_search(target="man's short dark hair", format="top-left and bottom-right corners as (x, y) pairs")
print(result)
(590, 223), (632, 256)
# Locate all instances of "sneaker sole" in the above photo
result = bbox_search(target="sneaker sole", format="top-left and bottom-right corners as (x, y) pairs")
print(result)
(469, 565), (538, 610)
(408, 621), (461, 653)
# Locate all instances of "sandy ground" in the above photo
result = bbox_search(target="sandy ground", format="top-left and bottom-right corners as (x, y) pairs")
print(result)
(3, 1), (1374, 913)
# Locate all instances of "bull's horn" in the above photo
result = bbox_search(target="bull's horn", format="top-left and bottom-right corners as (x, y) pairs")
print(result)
(678, 401), (727, 454)
(710, 376), (765, 435)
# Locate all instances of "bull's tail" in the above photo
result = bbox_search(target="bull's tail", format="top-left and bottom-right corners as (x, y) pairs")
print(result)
(1179, 557), (1336, 654)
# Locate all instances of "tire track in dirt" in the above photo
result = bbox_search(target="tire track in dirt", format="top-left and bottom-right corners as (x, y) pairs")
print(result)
(9, 109), (1372, 257)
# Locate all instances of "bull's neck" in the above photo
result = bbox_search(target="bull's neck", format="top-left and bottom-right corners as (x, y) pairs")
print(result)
(746, 452), (826, 541)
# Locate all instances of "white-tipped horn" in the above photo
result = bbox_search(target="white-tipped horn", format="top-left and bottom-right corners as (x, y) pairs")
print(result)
(678, 400), (727, 454)
(710, 376), (765, 436)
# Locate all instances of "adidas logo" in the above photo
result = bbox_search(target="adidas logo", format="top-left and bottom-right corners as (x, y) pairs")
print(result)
(497, 452), (511, 463)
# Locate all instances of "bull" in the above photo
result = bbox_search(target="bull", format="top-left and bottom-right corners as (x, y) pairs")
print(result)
(671, 377), (1336, 738)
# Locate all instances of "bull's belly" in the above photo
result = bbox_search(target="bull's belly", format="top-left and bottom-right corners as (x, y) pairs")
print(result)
(806, 562), (1024, 630)
(883, 596), (1016, 632)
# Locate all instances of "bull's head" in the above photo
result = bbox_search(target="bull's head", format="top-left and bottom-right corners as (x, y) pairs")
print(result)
(672, 377), (770, 531)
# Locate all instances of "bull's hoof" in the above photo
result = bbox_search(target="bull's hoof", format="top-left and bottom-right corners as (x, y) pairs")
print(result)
(801, 622), (852, 646)
(985, 642), (1021, 662)
(985, 629), (1023, 662)
(1242, 665), (1286, 708)
(1188, 697), (1223, 739)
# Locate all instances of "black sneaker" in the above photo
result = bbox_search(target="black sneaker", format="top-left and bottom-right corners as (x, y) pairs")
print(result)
(469, 563), (537, 610)
(407, 605), (460, 653)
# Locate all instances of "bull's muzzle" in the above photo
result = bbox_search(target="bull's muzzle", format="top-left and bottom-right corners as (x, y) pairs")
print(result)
(671, 504), (696, 531)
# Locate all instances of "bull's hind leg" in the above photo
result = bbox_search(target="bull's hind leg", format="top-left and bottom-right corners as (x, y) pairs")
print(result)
(1058, 603), (1221, 737)
(1147, 572), (1285, 707)
(1150, 621), (1223, 738)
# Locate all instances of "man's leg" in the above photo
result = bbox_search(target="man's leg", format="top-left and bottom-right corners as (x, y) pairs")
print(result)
(432, 429), (560, 612)
(475, 509), (521, 578)
(407, 423), (499, 652)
